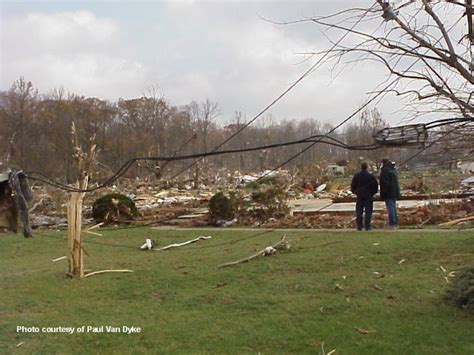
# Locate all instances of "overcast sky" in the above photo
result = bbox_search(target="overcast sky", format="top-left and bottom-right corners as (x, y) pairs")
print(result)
(0, 0), (407, 125)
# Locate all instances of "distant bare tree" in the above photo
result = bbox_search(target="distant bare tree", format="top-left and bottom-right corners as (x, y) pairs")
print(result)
(345, 108), (389, 167)
(199, 98), (220, 153)
(0, 78), (37, 168)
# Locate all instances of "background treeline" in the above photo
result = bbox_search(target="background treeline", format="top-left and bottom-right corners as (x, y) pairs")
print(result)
(0, 78), (423, 184)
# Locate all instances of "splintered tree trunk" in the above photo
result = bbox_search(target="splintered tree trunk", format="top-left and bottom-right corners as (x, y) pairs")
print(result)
(67, 180), (88, 278)
(66, 122), (96, 278)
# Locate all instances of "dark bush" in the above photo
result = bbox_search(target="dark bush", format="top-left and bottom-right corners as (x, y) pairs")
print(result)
(446, 265), (474, 313)
(250, 184), (289, 221)
(231, 183), (289, 224)
(92, 193), (138, 224)
(208, 192), (234, 225)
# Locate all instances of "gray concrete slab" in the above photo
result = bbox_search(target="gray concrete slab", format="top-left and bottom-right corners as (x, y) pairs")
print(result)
(289, 198), (464, 213)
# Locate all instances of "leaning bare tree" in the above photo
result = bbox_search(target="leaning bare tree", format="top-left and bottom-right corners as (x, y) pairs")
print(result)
(295, 0), (473, 163)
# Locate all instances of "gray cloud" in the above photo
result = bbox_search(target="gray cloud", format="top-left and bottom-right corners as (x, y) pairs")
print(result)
(0, 1), (405, 125)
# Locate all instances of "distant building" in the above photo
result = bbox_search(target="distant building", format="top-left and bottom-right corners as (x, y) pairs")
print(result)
(457, 161), (474, 174)
(327, 164), (346, 175)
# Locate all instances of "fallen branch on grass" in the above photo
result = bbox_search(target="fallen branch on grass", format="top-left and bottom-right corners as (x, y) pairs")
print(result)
(217, 235), (287, 269)
(83, 269), (134, 278)
(52, 256), (67, 262)
(153, 236), (211, 251)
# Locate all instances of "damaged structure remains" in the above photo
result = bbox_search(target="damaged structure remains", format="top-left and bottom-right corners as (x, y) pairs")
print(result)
(0, 171), (32, 237)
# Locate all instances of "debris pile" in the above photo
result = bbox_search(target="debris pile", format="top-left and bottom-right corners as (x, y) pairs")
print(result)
(2, 167), (471, 231)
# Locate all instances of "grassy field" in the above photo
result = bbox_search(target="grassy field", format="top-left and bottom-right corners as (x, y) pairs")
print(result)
(1, 228), (473, 354)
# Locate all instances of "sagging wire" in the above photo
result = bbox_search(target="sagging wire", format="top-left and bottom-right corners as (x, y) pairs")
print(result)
(25, 133), (381, 193)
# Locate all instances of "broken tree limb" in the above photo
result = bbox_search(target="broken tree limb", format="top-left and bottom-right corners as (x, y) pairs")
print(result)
(83, 269), (134, 278)
(439, 215), (474, 226)
(217, 235), (287, 269)
(153, 236), (211, 251)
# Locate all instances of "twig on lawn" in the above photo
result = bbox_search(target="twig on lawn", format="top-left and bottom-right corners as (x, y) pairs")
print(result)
(52, 256), (67, 262)
(321, 241), (343, 247)
(153, 236), (211, 251)
(354, 327), (376, 334)
(83, 269), (133, 278)
(217, 235), (287, 268)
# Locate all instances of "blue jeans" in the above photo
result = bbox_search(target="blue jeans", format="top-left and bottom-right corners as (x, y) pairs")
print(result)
(384, 199), (398, 226)
(356, 197), (373, 230)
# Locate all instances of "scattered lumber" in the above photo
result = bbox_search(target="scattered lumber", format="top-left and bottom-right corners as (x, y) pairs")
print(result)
(438, 215), (474, 226)
(153, 236), (211, 251)
(83, 269), (134, 278)
(217, 235), (287, 268)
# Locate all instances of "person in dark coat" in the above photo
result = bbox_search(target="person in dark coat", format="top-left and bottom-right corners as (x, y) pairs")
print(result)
(380, 158), (401, 228)
(351, 162), (379, 231)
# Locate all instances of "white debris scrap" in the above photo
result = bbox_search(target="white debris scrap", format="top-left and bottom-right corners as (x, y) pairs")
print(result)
(263, 246), (276, 256)
(140, 239), (154, 250)
(316, 183), (327, 192)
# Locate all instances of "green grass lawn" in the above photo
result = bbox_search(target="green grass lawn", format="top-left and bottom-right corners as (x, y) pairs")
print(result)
(1, 228), (473, 354)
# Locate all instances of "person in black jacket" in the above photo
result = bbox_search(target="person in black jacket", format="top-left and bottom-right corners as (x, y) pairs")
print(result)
(351, 162), (379, 231)
(380, 158), (401, 229)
